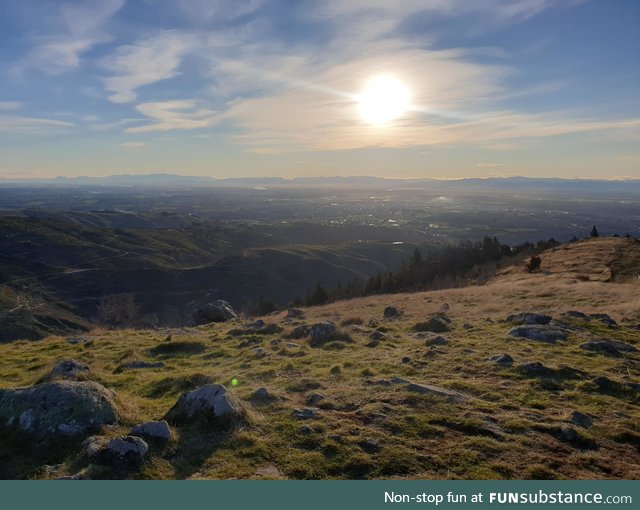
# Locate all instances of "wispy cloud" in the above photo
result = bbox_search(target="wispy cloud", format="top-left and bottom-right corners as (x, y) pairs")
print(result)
(125, 100), (221, 133)
(0, 115), (74, 133)
(101, 31), (200, 103)
(119, 142), (147, 150)
(15, 0), (124, 75)
(0, 102), (23, 111)
(477, 163), (508, 168)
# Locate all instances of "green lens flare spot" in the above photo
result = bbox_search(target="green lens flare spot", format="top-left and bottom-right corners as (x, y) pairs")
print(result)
(231, 378), (239, 386)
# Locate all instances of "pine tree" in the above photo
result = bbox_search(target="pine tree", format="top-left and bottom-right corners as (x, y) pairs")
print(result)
(590, 225), (599, 238)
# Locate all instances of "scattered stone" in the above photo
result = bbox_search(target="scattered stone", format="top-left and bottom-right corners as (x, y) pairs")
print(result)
(298, 425), (313, 435)
(287, 325), (310, 339)
(246, 319), (265, 329)
(489, 354), (514, 364)
(305, 393), (325, 406)
(401, 357), (411, 364)
(130, 420), (171, 440)
(286, 308), (305, 319)
(65, 336), (90, 345)
(507, 325), (567, 343)
(592, 376), (615, 390)
(570, 411), (593, 428)
(366, 340), (380, 348)
(163, 334), (173, 342)
(405, 382), (465, 402)
(309, 322), (337, 345)
(0, 381), (118, 438)
(270, 339), (280, 347)
(83, 436), (106, 458)
(564, 311), (591, 321)
(255, 465), (283, 478)
(370, 331), (388, 341)
(43, 359), (90, 382)
(56, 473), (90, 480)
(580, 341), (622, 356)
(118, 360), (165, 371)
(286, 342), (302, 349)
(519, 362), (548, 374)
(412, 316), (450, 334)
(590, 313), (618, 327)
(252, 347), (268, 358)
(292, 408), (318, 420)
(358, 439), (381, 454)
(250, 387), (278, 405)
(383, 306), (401, 318)
(560, 425), (579, 443)
(191, 300), (237, 325)
(438, 303), (450, 313)
(106, 435), (148, 465)
(425, 336), (448, 346)
(164, 384), (243, 424)
(505, 313), (552, 325)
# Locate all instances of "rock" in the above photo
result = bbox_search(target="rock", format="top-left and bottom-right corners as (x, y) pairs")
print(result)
(44, 359), (90, 382)
(580, 341), (622, 356)
(287, 325), (310, 339)
(309, 322), (337, 345)
(286, 308), (305, 319)
(246, 319), (265, 329)
(163, 334), (172, 342)
(252, 347), (268, 358)
(564, 311), (591, 321)
(401, 356), (411, 364)
(0, 381), (118, 438)
(118, 360), (165, 371)
(412, 316), (450, 333)
(164, 384), (243, 424)
(425, 336), (448, 346)
(286, 342), (302, 349)
(56, 473), (91, 480)
(106, 436), (148, 465)
(191, 300), (237, 325)
(255, 465), (283, 478)
(66, 336), (90, 345)
(507, 325), (567, 343)
(390, 377), (410, 384)
(130, 420), (171, 440)
(305, 393), (325, 405)
(489, 354), (514, 364)
(405, 382), (465, 402)
(298, 425), (313, 435)
(250, 387), (278, 405)
(505, 313), (552, 325)
(370, 331), (388, 341)
(383, 306), (401, 318)
(609, 341), (639, 353)
(560, 425), (579, 442)
(570, 411), (593, 428)
(519, 362), (548, 374)
(83, 436), (106, 458)
(292, 408), (318, 420)
(590, 313), (618, 327)
(358, 439), (381, 454)
(592, 376), (615, 390)
(438, 303), (450, 313)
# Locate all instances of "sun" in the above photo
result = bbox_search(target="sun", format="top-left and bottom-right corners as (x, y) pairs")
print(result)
(358, 75), (410, 125)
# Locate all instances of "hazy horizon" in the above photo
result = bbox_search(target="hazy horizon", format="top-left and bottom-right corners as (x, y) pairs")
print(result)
(1, 1), (639, 180)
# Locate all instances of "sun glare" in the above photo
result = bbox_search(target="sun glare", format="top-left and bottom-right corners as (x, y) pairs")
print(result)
(358, 75), (410, 125)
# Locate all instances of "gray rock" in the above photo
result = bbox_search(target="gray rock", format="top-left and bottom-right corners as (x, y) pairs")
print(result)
(292, 407), (318, 420)
(358, 439), (381, 454)
(425, 336), (448, 346)
(130, 420), (171, 440)
(106, 435), (148, 465)
(405, 382), (465, 402)
(83, 436), (106, 458)
(390, 377), (410, 384)
(56, 473), (91, 480)
(560, 425), (578, 442)
(519, 362), (548, 374)
(507, 325), (567, 343)
(0, 381), (118, 438)
(505, 313), (552, 325)
(164, 384), (243, 424)
(119, 360), (165, 371)
(286, 308), (305, 319)
(370, 331), (388, 341)
(246, 319), (265, 329)
(287, 325), (310, 339)
(45, 359), (90, 382)
(309, 322), (337, 344)
(306, 393), (325, 405)
(570, 411), (593, 428)
(590, 313), (618, 327)
(383, 306), (400, 318)
(412, 316), (450, 333)
(192, 300), (237, 325)
(250, 387), (278, 405)
(298, 425), (313, 435)
(489, 353), (514, 364)
(580, 341), (622, 356)
(564, 311), (591, 321)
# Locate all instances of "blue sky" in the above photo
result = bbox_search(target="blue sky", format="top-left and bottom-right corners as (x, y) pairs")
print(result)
(0, 0), (638, 179)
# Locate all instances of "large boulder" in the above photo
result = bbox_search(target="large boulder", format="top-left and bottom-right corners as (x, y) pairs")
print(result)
(0, 381), (118, 438)
(42, 359), (90, 382)
(191, 300), (237, 325)
(505, 313), (552, 325)
(309, 322), (337, 345)
(164, 384), (243, 425)
(507, 325), (567, 343)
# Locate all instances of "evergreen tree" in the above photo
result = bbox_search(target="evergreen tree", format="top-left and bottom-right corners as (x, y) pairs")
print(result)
(591, 225), (599, 238)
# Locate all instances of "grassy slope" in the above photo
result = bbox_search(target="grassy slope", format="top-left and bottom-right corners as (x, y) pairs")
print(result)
(0, 237), (638, 480)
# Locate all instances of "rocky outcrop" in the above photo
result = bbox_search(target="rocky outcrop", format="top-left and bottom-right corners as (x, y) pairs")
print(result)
(106, 436), (148, 465)
(309, 322), (337, 345)
(191, 300), (237, 325)
(41, 359), (90, 382)
(411, 315), (451, 333)
(505, 313), (552, 325)
(164, 384), (243, 425)
(507, 325), (567, 343)
(0, 381), (118, 438)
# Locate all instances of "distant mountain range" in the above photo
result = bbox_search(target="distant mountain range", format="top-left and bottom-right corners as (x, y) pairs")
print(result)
(1, 173), (639, 193)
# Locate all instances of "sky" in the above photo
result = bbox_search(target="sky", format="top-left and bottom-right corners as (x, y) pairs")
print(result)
(0, 0), (639, 180)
